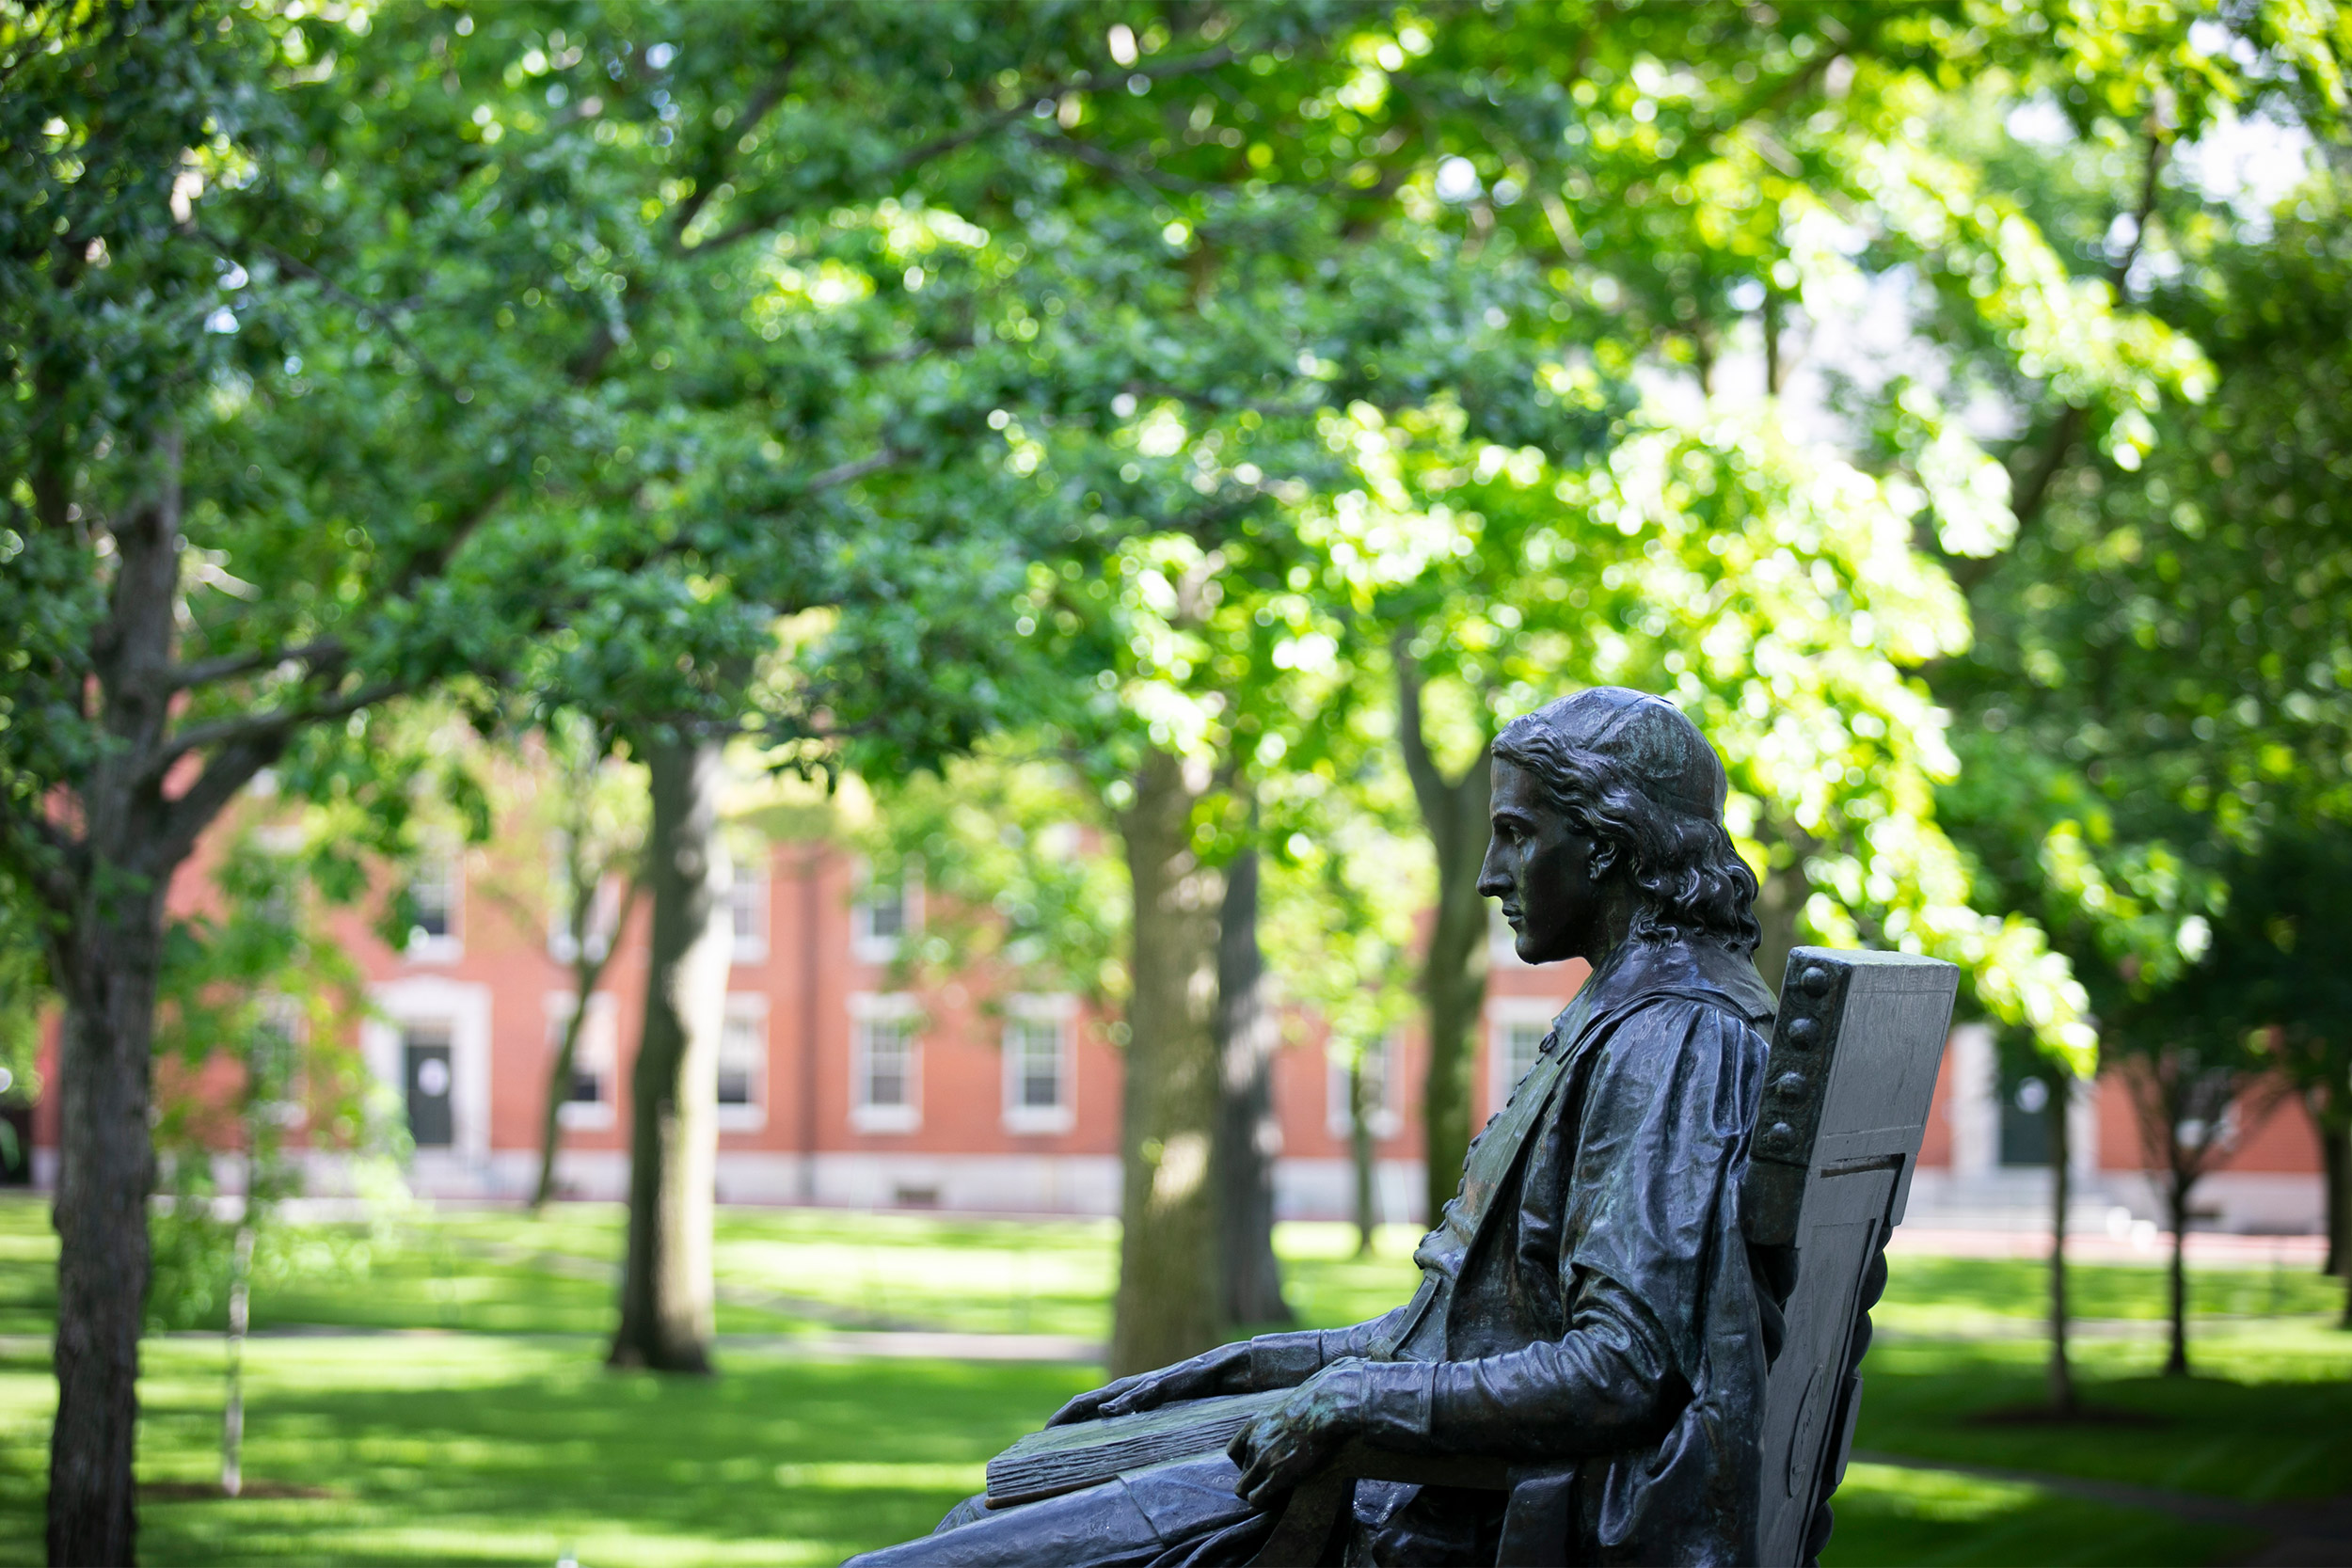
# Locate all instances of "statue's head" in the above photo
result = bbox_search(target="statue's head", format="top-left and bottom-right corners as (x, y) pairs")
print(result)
(1479, 688), (1760, 966)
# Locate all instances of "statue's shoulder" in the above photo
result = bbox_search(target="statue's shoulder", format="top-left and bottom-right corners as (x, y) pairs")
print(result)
(1573, 939), (1775, 1039)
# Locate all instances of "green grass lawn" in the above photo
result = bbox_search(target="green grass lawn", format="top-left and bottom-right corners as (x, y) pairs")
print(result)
(0, 1194), (2344, 1565)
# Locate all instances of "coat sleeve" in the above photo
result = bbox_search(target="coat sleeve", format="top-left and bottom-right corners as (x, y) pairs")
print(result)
(1407, 1001), (1759, 1460)
(1248, 1301), (1419, 1386)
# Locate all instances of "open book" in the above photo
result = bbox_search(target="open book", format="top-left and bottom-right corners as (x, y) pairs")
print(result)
(984, 1388), (1292, 1508)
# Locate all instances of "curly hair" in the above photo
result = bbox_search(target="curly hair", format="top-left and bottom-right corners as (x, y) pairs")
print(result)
(1491, 718), (1761, 955)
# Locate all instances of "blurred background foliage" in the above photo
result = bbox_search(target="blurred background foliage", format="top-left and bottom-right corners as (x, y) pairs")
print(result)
(7, 0), (2352, 1549)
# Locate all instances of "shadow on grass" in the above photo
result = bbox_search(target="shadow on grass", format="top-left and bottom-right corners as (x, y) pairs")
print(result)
(1822, 1461), (2256, 1567)
(1856, 1336), (2352, 1503)
(3, 1339), (1097, 1567)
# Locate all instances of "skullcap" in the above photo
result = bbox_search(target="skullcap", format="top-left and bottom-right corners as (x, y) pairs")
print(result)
(1503, 688), (1726, 820)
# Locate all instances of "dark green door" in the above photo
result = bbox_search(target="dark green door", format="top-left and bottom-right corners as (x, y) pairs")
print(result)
(404, 1029), (454, 1148)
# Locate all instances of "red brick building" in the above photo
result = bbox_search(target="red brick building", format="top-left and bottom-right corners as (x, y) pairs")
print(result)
(28, 817), (2327, 1234)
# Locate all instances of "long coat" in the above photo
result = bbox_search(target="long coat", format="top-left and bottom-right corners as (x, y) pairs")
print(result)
(1344, 934), (1780, 1563)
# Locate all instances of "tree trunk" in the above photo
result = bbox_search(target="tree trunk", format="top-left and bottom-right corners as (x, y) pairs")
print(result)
(48, 436), (210, 1566)
(2165, 1171), (2191, 1377)
(533, 871), (632, 1211)
(1349, 1055), (1377, 1259)
(2320, 1108), (2347, 1280)
(50, 901), (166, 1565)
(533, 998), (590, 1211)
(1109, 748), (1224, 1376)
(2327, 1112), (2352, 1330)
(2045, 1079), (2075, 1415)
(1212, 847), (1289, 1327)
(1395, 640), (1490, 1230)
(610, 736), (726, 1373)
(1752, 856), (1809, 998)
(1418, 822), (1488, 1232)
(220, 1222), (252, 1498)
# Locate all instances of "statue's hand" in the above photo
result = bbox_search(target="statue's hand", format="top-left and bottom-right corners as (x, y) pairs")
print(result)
(1228, 1359), (1365, 1510)
(1045, 1339), (1253, 1427)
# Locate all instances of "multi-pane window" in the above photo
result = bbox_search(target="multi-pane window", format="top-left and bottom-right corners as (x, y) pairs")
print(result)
(546, 837), (623, 964)
(1002, 998), (1075, 1133)
(1327, 1034), (1402, 1139)
(546, 992), (617, 1127)
(1500, 1022), (1548, 1097)
(1487, 902), (1527, 967)
(850, 867), (923, 963)
(405, 844), (461, 957)
(718, 998), (766, 1127)
(850, 995), (920, 1132)
(1487, 1000), (1566, 1115)
(727, 860), (770, 966)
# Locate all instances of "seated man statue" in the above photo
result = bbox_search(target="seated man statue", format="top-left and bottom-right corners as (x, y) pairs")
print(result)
(850, 688), (1783, 1567)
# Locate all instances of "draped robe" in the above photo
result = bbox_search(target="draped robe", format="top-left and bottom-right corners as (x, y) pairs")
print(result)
(848, 935), (1779, 1568)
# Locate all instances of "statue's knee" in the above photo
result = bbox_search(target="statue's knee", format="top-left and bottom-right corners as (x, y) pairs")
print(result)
(933, 1492), (992, 1534)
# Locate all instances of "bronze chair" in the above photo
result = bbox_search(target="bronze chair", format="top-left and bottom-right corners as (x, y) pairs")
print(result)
(1241, 947), (1957, 1568)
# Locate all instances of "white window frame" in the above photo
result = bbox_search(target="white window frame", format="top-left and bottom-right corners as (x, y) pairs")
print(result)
(849, 992), (922, 1133)
(727, 855), (771, 967)
(1487, 996), (1566, 1115)
(1327, 1033), (1403, 1140)
(718, 993), (768, 1132)
(404, 839), (464, 962)
(546, 990), (618, 1131)
(1001, 993), (1077, 1134)
(1487, 901), (1529, 968)
(850, 863), (924, 965)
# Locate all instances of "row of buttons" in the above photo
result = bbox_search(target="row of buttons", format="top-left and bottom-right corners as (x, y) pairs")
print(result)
(1758, 961), (1839, 1162)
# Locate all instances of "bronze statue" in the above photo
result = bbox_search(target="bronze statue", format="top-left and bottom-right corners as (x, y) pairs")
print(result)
(847, 688), (1949, 1567)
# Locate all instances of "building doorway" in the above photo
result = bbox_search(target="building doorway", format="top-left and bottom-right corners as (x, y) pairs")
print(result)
(1998, 1069), (2054, 1167)
(404, 1024), (455, 1149)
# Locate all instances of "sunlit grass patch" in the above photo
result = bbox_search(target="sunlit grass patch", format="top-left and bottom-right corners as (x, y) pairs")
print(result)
(1854, 1329), (2352, 1503)
(0, 1194), (2344, 1564)
(772, 1460), (987, 1491)
(1821, 1461), (2253, 1566)
(0, 1333), (1092, 1567)
(1881, 1252), (2346, 1326)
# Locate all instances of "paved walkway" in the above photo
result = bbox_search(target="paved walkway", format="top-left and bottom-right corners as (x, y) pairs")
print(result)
(443, 1233), (933, 1333)
(718, 1329), (1099, 1361)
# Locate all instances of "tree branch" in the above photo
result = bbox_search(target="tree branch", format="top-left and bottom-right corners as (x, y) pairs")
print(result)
(803, 446), (907, 493)
(153, 679), (405, 776)
(168, 638), (348, 692)
(1393, 628), (1445, 823)
(667, 51), (801, 250)
(1962, 128), (2171, 594)
(156, 736), (289, 873)
(2006, 404), (2085, 532)
(1016, 127), (1230, 199)
(389, 483), (513, 601)
(682, 45), (1240, 257)
(201, 230), (458, 397)
(0, 812), (84, 919)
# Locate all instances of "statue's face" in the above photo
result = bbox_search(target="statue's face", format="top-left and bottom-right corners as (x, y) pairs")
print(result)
(1477, 757), (1622, 966)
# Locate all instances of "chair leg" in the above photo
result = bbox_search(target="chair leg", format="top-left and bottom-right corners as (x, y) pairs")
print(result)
(1247, 1474), (1354, 1566)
